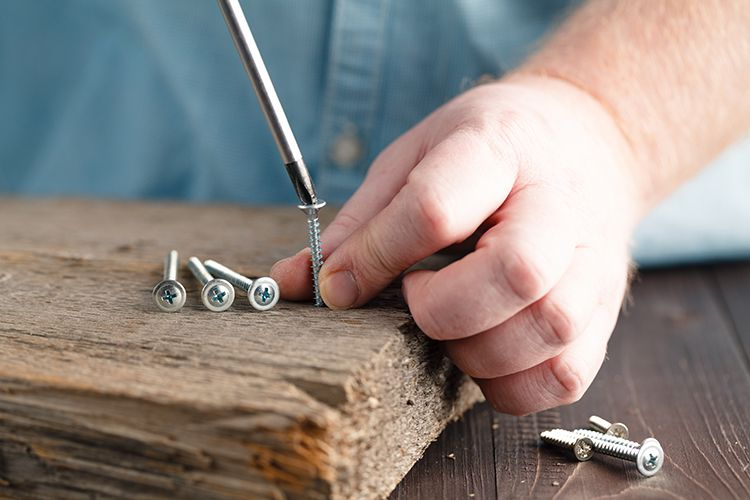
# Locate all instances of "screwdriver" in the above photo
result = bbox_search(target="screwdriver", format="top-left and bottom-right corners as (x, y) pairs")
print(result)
(217, 0), (325, 306)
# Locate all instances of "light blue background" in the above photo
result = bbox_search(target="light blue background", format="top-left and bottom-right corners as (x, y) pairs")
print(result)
(0, 0), (748, 265)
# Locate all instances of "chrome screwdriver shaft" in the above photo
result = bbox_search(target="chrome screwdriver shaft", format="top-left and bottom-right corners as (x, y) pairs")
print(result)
(217, 0), (325, 306)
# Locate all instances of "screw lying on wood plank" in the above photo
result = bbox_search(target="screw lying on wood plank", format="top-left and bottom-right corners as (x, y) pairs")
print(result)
(187, 257), (235, 312)
(204, 259), (280, 311)
(152, 250), (186, 312)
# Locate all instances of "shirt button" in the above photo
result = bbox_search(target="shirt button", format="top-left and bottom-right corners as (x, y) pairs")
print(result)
(330, 125), (365, 170)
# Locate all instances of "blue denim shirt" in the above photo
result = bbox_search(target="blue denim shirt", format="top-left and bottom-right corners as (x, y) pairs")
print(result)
(1, 0), (749, 264)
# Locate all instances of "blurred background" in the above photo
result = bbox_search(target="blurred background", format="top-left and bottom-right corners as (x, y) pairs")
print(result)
(0, 0), (748, 265)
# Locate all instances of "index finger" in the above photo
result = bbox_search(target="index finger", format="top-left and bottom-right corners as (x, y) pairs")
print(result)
(319, 127), (518, 309)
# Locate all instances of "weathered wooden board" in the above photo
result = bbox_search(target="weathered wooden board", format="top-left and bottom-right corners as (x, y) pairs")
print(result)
(0, 198), (482, 499)
(393, 264), (750, 499)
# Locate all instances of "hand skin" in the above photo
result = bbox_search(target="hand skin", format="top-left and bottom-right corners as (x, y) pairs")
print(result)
(271, 0), (750, 415)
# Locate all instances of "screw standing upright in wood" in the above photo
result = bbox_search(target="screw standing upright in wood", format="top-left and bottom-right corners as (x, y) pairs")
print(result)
(152, 250), (187, 312)
(217, 0), (326, 307)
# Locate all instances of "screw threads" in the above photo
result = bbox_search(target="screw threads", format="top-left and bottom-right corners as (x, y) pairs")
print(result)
(541, 429), (578, 447)
(573, 429), (640, 448)
(585, 436), (640, 461)
(540, 429), (594, 462)
(306, 214), (324, 307)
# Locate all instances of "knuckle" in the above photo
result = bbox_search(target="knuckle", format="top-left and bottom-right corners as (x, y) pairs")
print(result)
(496, 244), (553, 305)
(531, 295), (581, 349)
(406, 182), (459, 249)
(405, 276), (456, 341)
(409, 293), (446, 340)
(545, 357), (587, 405)
(330, 210), (362, 234)
(446, 342), (489, 378)
(454, 110), (523, 167)
(357, 229), (400, 286)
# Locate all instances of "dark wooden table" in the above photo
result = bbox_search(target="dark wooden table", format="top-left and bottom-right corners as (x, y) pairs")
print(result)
(392, 262), (750, 499)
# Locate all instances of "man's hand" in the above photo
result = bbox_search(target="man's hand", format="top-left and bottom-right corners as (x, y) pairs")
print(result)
(271, 75), (642, 414)
(272, 0), (750, 415)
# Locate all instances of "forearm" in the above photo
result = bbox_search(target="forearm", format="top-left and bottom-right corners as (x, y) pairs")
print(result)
(516, 0), (750, 214)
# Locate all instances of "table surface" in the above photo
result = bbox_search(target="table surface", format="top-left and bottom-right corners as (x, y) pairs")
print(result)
(392, 262), (750, 499)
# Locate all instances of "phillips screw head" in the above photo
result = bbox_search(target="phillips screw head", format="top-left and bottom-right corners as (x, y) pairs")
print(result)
(201, 279), (235, 312)
(637, 438), (665, 477)
(152, 280), (186, 313)
(249, 277), (280, 311)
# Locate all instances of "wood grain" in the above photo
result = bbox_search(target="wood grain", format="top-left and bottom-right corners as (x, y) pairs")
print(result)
(713, 262), (750, 365)
(392, 265), (750, 499)
(0, 198), (482, 499)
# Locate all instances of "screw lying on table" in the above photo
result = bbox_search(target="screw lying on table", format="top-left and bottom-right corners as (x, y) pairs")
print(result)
(540, 429), (595, 462)
(588, 415), (629, 439)
(574, 430), (665, 477)
(572, 429), (640, 449)
(203, 259), (280, 311)
(152, 250), (187, 312)
(187, 257), (235, 312)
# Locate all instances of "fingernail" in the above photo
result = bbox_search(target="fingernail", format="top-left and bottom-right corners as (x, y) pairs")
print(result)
(321, 270), (359, 309)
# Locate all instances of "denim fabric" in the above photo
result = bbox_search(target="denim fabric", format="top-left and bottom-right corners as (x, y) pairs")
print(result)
(0, 0), (748, 264)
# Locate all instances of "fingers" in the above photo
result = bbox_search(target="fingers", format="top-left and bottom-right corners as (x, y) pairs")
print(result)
(444, 248), (602, 379)
(402, 185), (576, 340)
(319, 128), (518, 309)
(476, 306), (616, 415)
(271, 125), (426, 300)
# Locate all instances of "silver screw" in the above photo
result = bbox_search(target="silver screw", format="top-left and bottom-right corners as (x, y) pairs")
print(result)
(152, 250), (187, 312)
(203, 259), (280, 311)
(187, 257), (235, 312)
(589, 415), (630, 439)
(574, 430), (665, 477)
(299, 201), (326, 307)
(540, 429), (595, 462)
(573, 429), (640, 449)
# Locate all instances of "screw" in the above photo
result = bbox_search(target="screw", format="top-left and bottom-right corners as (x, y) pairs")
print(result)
(574, 431), (665, 477)
(540, 429), (595, 462)
(203, 259), (280, 311)
(573, 429), (640, 449)
(299, 201), (326, 307)
(187, 257), (235, 312)
(152, 250), (187, 312)
(588, 415), (629, 439)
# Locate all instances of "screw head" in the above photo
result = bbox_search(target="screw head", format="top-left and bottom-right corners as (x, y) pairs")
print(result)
(152, 280), (186, 312)
(637, 438), (664, 476)
(573, 437), (595, 462)
(607, 422), (630, 439)
(249, 277), (280, 311)
(201, 279), (235, 312)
